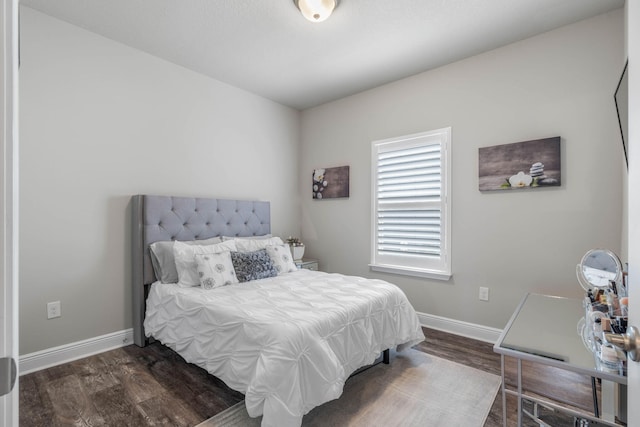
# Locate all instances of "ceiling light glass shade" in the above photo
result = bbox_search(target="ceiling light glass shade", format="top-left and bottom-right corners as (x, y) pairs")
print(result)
(294, 0), (337, 23)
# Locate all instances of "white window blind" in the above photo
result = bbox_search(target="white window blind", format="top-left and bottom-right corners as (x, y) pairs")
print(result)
(371, 128), (451, 280)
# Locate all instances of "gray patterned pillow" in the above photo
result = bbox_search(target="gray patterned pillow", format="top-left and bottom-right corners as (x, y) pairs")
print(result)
(265, 244), (298, 274)
(231, 249), (278, 282)
(194, 251), (238, 289)
(173, 240), (238, 287)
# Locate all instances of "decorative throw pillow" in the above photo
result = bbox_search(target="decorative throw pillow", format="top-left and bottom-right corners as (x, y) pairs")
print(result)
(173, 240), (237, 287)
(150, 237), (223, 283)
(234, 236), (284, 253)
(194, 251), (238, 290)
(265, 244), (298, 274)
(231, 249), (278, 282)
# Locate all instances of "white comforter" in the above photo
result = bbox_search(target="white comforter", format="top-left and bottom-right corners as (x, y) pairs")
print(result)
(144, 269), (425, 427)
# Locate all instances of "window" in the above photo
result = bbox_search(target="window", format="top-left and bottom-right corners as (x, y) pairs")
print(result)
(370, 128), (451, 280)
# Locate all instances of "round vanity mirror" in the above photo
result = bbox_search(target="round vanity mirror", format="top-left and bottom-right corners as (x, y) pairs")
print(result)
(576, 249), (622, 292)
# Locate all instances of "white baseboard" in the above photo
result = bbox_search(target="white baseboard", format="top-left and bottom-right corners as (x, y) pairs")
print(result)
(19, 315), (499, 375)
(19, 329), (134, 375)
(417, 311), (502, 344)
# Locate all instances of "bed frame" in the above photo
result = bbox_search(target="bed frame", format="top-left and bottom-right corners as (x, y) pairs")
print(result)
(131, 194), (390, 364)
(131, 195), (272, 347)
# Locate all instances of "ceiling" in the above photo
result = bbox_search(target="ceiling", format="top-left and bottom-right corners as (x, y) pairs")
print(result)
(20, 0), (625, 110)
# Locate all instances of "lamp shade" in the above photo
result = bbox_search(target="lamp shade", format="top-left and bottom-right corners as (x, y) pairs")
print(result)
(294, 0), (337, 23)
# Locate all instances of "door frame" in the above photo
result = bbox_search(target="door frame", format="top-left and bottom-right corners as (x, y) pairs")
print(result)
(627, 0), (639, 422)
(1, 0), (19, 425)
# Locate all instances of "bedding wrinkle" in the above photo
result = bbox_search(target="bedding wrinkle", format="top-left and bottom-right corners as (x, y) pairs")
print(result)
(144, 269), (424, 427)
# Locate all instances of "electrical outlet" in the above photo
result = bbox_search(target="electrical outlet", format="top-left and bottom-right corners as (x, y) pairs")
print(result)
(47, 301), (61, 319)
(479, 287), (489, 301)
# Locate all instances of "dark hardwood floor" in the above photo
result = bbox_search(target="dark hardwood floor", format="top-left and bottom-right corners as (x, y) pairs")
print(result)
(19, 327), (602, 426)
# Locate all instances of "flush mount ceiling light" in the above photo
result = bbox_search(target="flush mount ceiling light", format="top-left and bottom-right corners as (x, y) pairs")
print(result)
(293, 0), (338, 23)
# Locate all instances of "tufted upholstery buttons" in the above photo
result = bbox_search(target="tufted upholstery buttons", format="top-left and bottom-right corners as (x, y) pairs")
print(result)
(140, 195), (271, 287)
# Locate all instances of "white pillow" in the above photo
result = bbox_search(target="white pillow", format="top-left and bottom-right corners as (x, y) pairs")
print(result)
(194, 251), (238, 289)
(173, 240), (238, 287)
(222, 234), (272, 241)
(234, 236), (284, 252)
(149, 236), (223, 283)
(265, 244), (298, 274)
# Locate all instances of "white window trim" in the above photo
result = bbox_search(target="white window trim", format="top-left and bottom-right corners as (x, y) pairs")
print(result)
(370, 128), (451, 280)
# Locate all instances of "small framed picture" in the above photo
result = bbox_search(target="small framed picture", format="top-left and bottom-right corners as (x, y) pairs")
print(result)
(312, 166), (350, 199)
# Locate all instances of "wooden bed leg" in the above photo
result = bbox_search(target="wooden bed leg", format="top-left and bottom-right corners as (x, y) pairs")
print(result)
(383, 349), (390, 364)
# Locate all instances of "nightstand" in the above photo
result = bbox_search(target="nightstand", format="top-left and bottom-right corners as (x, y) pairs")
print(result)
(296, 258), (319, 271)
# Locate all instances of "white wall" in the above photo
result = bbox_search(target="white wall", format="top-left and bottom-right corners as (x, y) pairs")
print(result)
(19, 7), (301, 354)
(300, 10), (626, 329)
(19, 6), (627, 355)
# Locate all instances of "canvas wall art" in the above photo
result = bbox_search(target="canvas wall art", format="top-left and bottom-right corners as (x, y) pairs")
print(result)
(478, 137), (561, 191)
(313, 166), (350, 199)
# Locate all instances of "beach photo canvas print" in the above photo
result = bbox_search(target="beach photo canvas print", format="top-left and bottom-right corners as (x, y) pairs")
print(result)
(478, 137), (561, 191)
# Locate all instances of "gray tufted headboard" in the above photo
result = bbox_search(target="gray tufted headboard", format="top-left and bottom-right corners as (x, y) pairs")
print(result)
(131, 195), (271, 347)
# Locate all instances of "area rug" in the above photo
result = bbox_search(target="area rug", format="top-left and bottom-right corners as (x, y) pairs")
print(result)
(197, 349), (501, 427)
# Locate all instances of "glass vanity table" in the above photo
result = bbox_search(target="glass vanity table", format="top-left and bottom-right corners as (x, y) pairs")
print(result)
(494, 293), (626, 426)
(494, 249), (629, 426)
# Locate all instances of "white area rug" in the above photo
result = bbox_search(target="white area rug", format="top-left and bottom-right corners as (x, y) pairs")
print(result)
(197, 349), (501, 427)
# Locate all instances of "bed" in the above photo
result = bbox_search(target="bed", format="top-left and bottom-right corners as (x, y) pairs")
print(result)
(132, 195), (425, 427)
